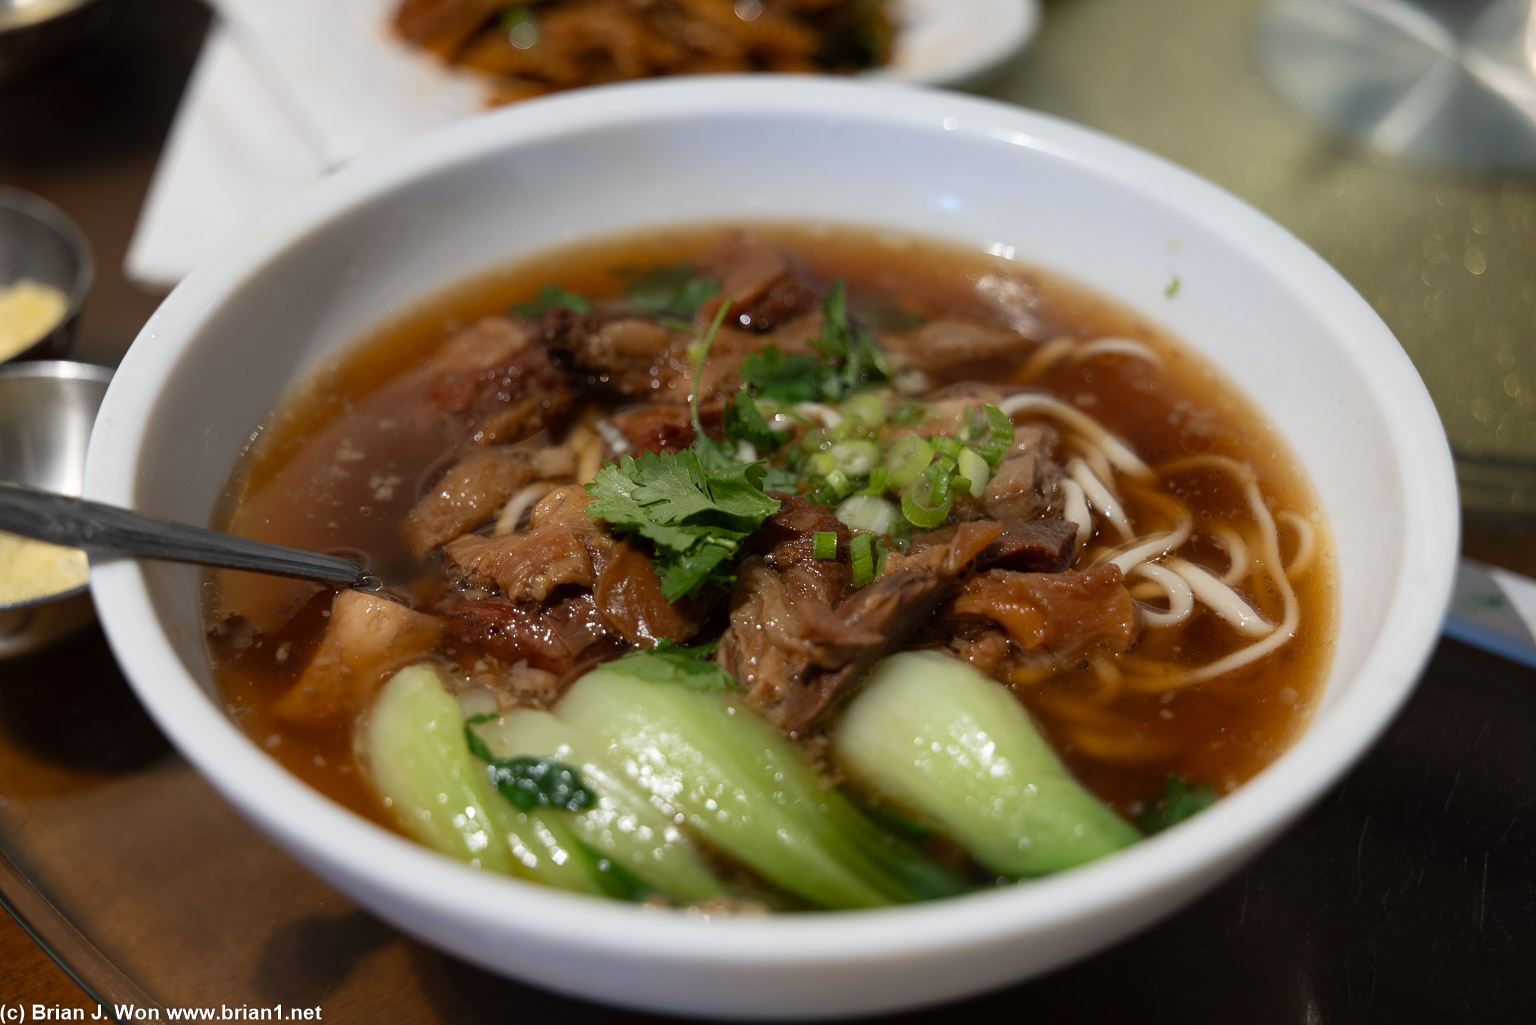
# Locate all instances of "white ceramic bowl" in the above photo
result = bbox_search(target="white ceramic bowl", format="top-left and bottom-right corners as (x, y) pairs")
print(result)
(85, 77), (1457, 1018)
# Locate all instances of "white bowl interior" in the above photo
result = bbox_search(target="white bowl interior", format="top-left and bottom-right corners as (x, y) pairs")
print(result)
(86, 78), (1456, 1018)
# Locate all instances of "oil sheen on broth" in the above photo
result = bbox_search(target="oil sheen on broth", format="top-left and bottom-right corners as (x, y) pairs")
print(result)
(205, 224), (1335, 884)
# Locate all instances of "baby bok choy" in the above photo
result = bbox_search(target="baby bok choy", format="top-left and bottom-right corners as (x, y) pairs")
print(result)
(469, 706), (725, 904)
(833, 650), (1140, 877)
(557, 648), (967, 909)
(363, 662), (616, 898)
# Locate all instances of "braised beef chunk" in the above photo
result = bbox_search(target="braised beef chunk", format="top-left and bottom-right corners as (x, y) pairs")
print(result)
(609, 403), (696, 454)
(883, 318), (1040, 380)
(276, 589), (447, 725)
(700, 232), (824, 332)
(947, 564), (1137, 664)
(442, 484), (616, 598)
(444, 525), (597, 602)
(595, 541), (714, 645)
(978, 519), (1077, 573)
(404, 446), (537, 557)
(424, 317), (576, 445)
(981, 424), (1062, 522)
(445, 592), (617, 683)
(539, 308), (687, 396)
(718, 518), (1001, 736)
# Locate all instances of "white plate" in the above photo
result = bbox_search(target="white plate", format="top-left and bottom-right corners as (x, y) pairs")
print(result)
(126, 1), (1039, 289)
(210, 0), (1041, 165)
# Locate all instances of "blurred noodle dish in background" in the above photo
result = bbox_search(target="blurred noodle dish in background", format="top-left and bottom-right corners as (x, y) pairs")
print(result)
(391, 0), (893, 103)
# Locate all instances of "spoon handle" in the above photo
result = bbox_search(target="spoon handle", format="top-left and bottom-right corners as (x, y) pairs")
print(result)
(0, 486), (368, 587)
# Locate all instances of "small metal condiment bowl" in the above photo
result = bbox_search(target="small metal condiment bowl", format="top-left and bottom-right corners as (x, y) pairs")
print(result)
(0, 360), (111, 658)
(0, 185), (93, 363)
(0, 0), (100, 85)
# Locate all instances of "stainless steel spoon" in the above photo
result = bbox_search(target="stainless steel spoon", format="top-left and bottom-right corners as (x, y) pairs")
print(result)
(0, 485), (375, 588)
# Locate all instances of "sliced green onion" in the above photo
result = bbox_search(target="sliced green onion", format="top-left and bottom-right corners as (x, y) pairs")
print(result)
(885, 434), (934, 490)
(813, 531), (839, 559)
(808, 451), (837, 475)
(830, 439), (881, 476)
(901, 460), (957, 529)
(836, 494), (899, 537)
(930, 436), (962, 459)
(975, 403), (1016, 465)
(839, 393), (889, 433)
(957, 447), (990, 497)
(824, 469), (854, 499)
(863, 465), (889, 495)
(850, 533), (877, 587)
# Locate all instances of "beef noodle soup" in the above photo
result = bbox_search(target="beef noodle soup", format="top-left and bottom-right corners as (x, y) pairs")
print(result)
(205, 224), (1334, 910)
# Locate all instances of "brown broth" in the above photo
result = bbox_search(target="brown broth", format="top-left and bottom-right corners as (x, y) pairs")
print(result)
(205, 223), (1335, 833)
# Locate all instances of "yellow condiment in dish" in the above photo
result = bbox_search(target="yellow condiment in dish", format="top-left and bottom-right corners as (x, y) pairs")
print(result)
(0, 530), (88, 604)
(0, 278), (68, 361)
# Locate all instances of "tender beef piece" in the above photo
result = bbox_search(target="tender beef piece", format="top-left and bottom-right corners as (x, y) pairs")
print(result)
(445, 591), (617, 683)
(895, 517), (1073, 575)
(718, 517), (998, 736)
(423, 317), (576, 445)
(442, 484), (616, 600)
(609, 403), (696, 454)
(882, 318), (1039, 381)
(977, 519), (1076, 573)
(595, 541), (713, 646)
(274, 589), (446, 725)
(700, 231), (824, 332)
(444, 482), (707, 657)
(947, 564), (1137, 664)
(444, 525), (596, 603)
(404, 446), (538, 557)
(981, 424), (1062, 521)
(540, 307), (688, 397)
(751, 493), (852, 604)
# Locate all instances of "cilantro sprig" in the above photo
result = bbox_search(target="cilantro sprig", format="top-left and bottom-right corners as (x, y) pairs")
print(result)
(512, 284), (592, 317)
(464, 715), (596, 813)
(740, 280), (893, 405)
(586, 449), (778, 601)
(1138, 775), (1217, 834)
(622, 263), (719, 327)
(586, 298), (787, 600)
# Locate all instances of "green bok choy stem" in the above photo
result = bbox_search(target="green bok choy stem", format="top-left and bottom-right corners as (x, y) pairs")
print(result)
(833, 650), (1141, 877)
(557, 657), (968, 909)
(471, 707), (726, 903)
(363, 663), (612, 896)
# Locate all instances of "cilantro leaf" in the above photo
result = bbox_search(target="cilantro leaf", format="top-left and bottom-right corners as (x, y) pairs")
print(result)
(740, 345), (823, 404)
(464, 718), (596, 813)
(623, 263), (719, 322)
(721, 389), (784, 453)
(1138, 775), (1217, 834)
(812, 280), (893, 399)
(586, 449), (779, 601)
(610, 644), (736, 692)
(512, 284), (592, 317)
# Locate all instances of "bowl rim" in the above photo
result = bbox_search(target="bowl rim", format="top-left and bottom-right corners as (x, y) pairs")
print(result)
(84, 76), (1459, 973)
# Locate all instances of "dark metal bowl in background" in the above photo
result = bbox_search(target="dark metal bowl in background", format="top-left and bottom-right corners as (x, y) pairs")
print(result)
(0, 185), (93, 363)
(0, 0), (101, 85)
(0, 360), (112, 658)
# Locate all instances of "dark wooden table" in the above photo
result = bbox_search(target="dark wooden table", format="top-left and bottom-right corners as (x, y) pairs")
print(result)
(3, 1), (1535, 1021)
